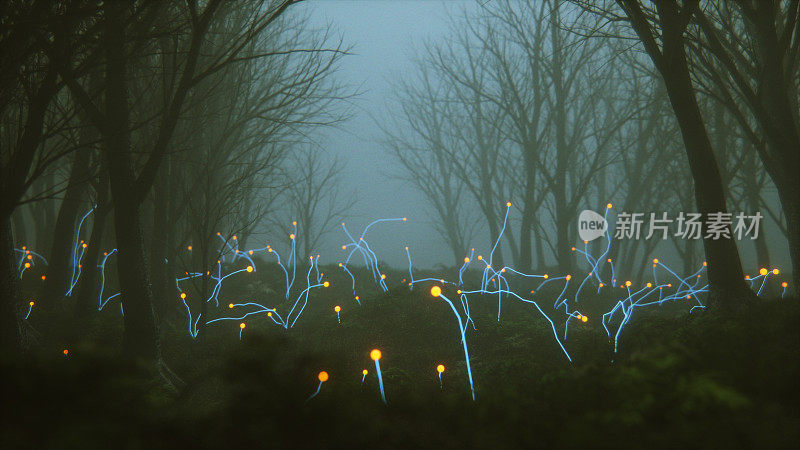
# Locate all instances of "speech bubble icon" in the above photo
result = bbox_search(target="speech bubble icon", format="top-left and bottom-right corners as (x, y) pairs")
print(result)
(578, 209), (608, 242)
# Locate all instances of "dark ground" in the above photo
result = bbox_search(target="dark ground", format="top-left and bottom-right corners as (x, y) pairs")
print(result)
(4, 262), (799, 449)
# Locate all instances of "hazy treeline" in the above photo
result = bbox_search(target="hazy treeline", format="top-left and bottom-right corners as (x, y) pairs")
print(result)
(384, 0), (797, 300)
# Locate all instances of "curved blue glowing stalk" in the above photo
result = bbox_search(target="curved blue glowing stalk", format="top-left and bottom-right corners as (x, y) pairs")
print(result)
(438, 371), (443, 390)
(438, 292), (476, 401)
(306, 380), (324, 402)
(374, 358), (387, 405)
(488, 204), (511, 269)
(97, 249), (117, 310)
(458, 248), (474, 286)
(24, 302), (34, 320)
(66, 206), (95, 296)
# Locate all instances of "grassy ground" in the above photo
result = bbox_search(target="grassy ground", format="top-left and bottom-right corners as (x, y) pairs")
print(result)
(5, 262), (799, 449)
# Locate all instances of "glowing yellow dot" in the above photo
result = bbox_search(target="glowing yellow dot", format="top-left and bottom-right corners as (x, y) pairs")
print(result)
(402, 217), (407, 221)
(29, 301), (34, 306)
(477, 255), (482, 260)
(686, 295), (691, 299)
(772, 268), (779, 275)
(232, 235), (237, 240)
(606, 203), (612, 209)
(543, 274), (548, 279)
(334, 305), (341, 312)
(668, 284), (672, 287)
(625, 280), (632, 287)
(506, 202), (511, 207)
(607, 258), (612, 263)
(188, 245), (193, 251)
(653, 258), (659, 264)
(583, 240), (588, 244)
(267, 312), (273, 317)
(437, 364), (445, 373)
(702, 261), (707, 266)
(26, 254), (32, 260)
(760, 268), (768, 276)
(782, 282), (788, 288)
(228, 303), (234, 309)
(745, 275), (751, 280)
(571, 247), (576, 251)
(248, 250), (254, 255)
(239, 323), (246, 329)
(318, 371), (329, 382)
(646, 282), (652, 288)
(21, 246), (26, 250)
(566, 274), (572, 281)
(355, 296), (360, 301)
(581, 315), (588, 323)
(323, 281), (330, 287)
(362, 369), (368, 375)
(180, 292), (186, 299)
(292, 221), (297, 226)
(599, 283), (604, 287)
(341, 245), (346, 250)
(431, 286), (442, 297)
(82, 243), (87, 248)
(370, 349), (382, 361)
(456, 290), (462, 294)
(464, 257), (470, 263)
(41, 275), (46, 280)
(24, 262), (30, 268)
(338, 262), (343, 267)
(289, 234), (295, 240)
(381, 274), (386, 280)
(246, 266), (254, 273)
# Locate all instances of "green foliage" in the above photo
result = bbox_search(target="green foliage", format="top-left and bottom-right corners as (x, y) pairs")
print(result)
(5, 275), (799, 448)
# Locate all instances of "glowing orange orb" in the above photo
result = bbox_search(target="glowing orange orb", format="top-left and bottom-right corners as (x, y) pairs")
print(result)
(334, 305), (341, 312)
(464, 257), (470, 263)
(381, 274), (386, 280)
(24, 263), (30, 268)
(782, 282), (788, 288)
(318, 371), (329, 382)
(180, 292), (186, 299)
(759, 268), (768, 276)
(625, 280), (632, 287)
(63, 349), (69, 355)
(653, 258), (659, 264)
(436, 364), (445, 373)
(430, 286), (442, 297)
(239, 323), (246, 329)
(606, 203), (612, 209)
(362, 369), (368, 375)
(289, 233), (295, 240)
(370, 349), (382, 361)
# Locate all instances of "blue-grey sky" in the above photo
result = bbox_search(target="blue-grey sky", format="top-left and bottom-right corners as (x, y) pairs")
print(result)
(301, 1), (480, 269)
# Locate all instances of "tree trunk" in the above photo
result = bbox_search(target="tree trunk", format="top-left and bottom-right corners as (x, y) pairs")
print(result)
(659, 25), (753, 306)
(103, 0), (159, 361)
(0, 214), (20, 353)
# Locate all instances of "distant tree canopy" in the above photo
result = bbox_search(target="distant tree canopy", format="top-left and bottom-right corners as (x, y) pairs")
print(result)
(383, 0), (796, 305)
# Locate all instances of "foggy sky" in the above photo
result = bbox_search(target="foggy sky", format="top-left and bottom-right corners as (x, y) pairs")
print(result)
(290, 0), (788, 272)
